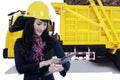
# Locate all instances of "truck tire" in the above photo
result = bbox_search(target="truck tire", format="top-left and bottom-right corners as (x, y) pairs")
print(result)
(90, 47), (111, 63)
(112, 49), (120, 70)
(3, 48), (8, 58)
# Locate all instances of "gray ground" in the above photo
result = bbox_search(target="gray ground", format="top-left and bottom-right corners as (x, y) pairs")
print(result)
(5, 60), (120, 74)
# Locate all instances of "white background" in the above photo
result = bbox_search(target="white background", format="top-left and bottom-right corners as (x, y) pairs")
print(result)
(0, 0), (120, 80)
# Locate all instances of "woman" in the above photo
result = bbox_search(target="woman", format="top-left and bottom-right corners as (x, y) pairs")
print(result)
(14, 1), (70, 80)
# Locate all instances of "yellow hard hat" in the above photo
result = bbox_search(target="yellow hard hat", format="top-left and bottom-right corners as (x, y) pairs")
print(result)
(27, 1), (51, 20)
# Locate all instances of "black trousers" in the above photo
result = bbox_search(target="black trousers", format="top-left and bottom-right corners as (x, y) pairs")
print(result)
(40, 74), (55, 80)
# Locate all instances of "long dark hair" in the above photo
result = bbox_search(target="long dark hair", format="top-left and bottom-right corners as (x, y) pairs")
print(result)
(22, 17), (52, 57)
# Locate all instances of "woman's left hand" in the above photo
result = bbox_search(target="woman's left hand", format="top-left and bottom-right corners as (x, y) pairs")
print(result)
(48, 63), (64, 73)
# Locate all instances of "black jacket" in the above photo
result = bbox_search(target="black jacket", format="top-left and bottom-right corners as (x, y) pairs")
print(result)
(14, 37), (70, 80)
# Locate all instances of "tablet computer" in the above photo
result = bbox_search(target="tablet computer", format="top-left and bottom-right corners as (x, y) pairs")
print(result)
(57, 53), (75, 64)
(44, 53), (75, 76)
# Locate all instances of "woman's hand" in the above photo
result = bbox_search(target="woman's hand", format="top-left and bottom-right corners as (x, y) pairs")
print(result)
(48, 63), (64, 73)
(39, 56), (60, 68)
(49, 56), (60, 64)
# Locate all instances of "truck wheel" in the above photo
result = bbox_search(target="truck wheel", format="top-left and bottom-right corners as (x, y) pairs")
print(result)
(3, 48), (8, 58)
(90, 47), (111, 63)
(112, 49), (120, 70)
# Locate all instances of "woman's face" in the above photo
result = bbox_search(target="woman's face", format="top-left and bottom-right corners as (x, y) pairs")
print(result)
(33, 19), (47, 36)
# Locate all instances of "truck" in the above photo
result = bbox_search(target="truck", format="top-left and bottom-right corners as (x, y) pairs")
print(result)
(51, 0), (120, 69)
(3, 0), (120, 70)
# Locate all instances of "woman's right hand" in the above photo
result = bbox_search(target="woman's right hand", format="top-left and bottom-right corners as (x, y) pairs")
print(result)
(49, 56), (60, 64)
(39, 56), (60, 68)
